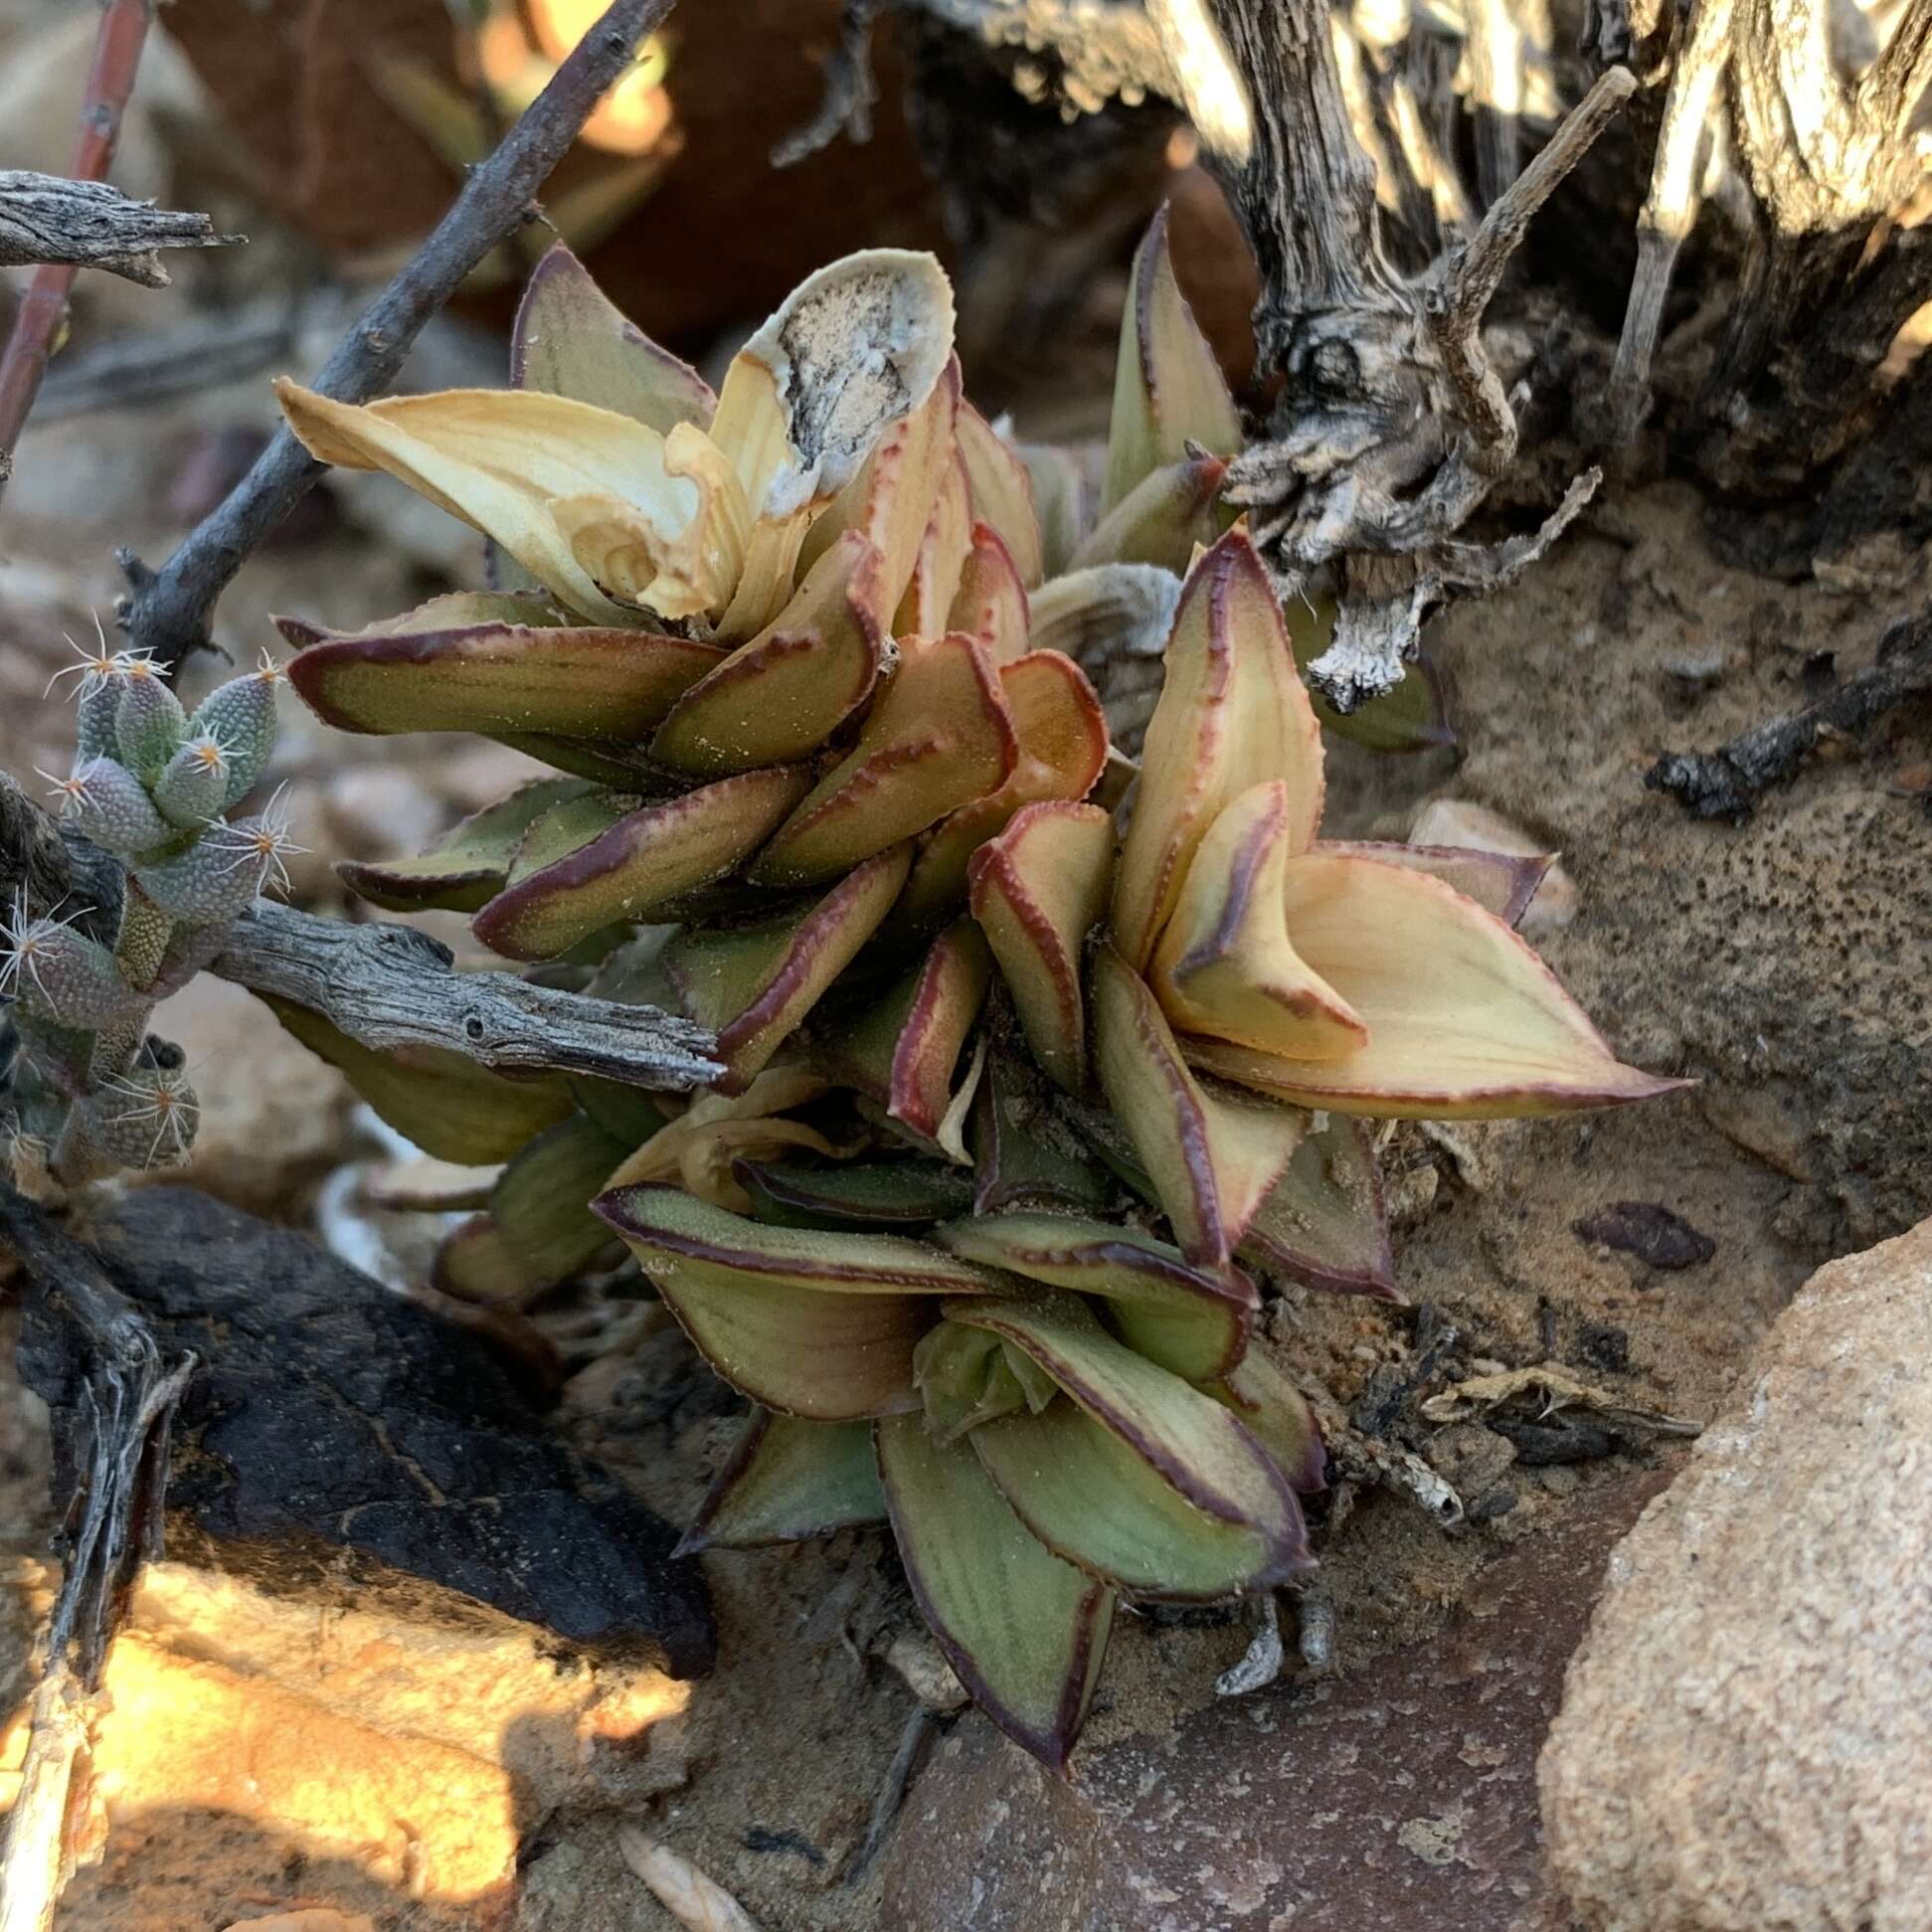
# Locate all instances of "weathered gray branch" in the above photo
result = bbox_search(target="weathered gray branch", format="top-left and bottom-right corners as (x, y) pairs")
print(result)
(212, 902), (721, 1092)
(0, 171), (231, 288)
(1646, 605), (1932, 817)
(0, 1183), (192, 1932)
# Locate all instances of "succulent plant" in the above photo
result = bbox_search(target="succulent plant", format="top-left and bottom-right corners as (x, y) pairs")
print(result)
(269, 232), (1680, 1767)
(5, 636), (292, 1188)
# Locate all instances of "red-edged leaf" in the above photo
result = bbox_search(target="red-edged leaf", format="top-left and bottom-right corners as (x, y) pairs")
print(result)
(1239, 1115), (1397, 1298)
(968, 800), (1113, 1094)
(1186, 849), (1689, 1118)
(593, 1185), (999, 1419)
(1067, 454), (1227, 574)
(894, 452), (974, 638)
(471, 765), (811, 961)
(938, 1212), (1255, 1382)
(280, 604), (724, 743)
(650, 531), (885, 776)
(668, 843), (914, 1092)
(956, 404), (1045, 588)
(947, 521), (1031, 663)
(338, 777), (594, 913)
(512, 242), (717, 430)
(749, 633), (1017, 888)
(1113, 528), (1323, 969)
(1103, 204), (1243, 511)
(895, 650), (1110, 937)
(877, 1411), (1114, 1771)
(1316, 839), (1552, 930)
(681, 1410), (885, 1551)
(1205, 1349), (1326, 1494)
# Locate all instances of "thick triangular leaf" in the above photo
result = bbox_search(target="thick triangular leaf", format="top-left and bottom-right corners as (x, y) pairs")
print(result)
(947, 522), (1031, 662)
(1205, 1350), (1326, 1495)
(1151, 781), (1366, 1060)
(1066, 455), (1226, 575)
(913, 1320), (1056, 1441)
(894, 453), (974, 639)
(750, 634), (1016, 887)
(939, 1213), (1255, 1382)
(877, 1412), (1114, 1770)
(956, 403), (1045, 588)
(736, 1157), (974, 1229)
(262, 997), (573, 1163)
(1187, 850), (1688, 1118)
(1113, 528), (1323, 968)
(668, 844), (913, 1093)
(280, 608), (722, 743)
(513, 243), (716, 431)
(472, 765), (811, 961)
(896, 650), (1109, 937)
(681, 1410), (885, 1551)
(649, 531), (885, 777)
(817, 922), (991, 1139)
(1103, 205), (1243, 511)
(1238, 1115), (1397, 1298)
(1092, 947), (1307, 1267)
(488, 1110), (630, 1288)
(970, 1395), (1308, 1602)
(1316, 839), (1551, 930)
(947, 1293), (1302, 1559)
(337, 777), (594, 913)
(796, 357), (964, 623)
(968, 801), (1113, 1093)
(594, 1186), (998, 1419)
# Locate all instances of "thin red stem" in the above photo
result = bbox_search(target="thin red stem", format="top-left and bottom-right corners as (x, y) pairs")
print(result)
(0, 0), (157, 494)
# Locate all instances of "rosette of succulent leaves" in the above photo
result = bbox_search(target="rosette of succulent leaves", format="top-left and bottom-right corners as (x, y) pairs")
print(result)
(261, 222), (1682, 1770)
(4, 636), (291, 1193)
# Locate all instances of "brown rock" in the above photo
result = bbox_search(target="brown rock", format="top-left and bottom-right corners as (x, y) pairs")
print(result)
(1540, 1218), (1932, 1932)
(881, 1473), (1669, 1932)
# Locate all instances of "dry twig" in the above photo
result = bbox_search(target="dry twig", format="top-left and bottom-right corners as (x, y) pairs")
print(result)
(0, 0), (163, 497)
(0, 171), (229, 287)
(113, 0), (677, 670)
(212, 902), (722, 1092)
(0, 1184), (194, 1932)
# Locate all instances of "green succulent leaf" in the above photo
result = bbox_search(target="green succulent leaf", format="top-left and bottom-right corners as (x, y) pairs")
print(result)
(1237, 1113), (1397, 1298)
(490, 1110), (630, 1287)
(1067, 455), (1227, 575)
(969, 1393), (1308, 1602)
(593, 1185), (1001, 1420)
(338, 778), (597, 914)
(1286, 595), (1457, 755)
(473, 766), (812, 963)
(938, 1212), (1255, 1382)
(681, 1410), (885, 1552)
(432, 1213), (532, 1308)
(513, 243), (717, 433)
(1103, 205), (1244, 512)
(1205, 1349), (1327, 1494)
(947, 1292), (1309, 1597)
(877, 1412), (1114, 1771)
(666, 843), (912, 1094)
(280, 603), (724, 744)
(735, 1157), (975, 1230)
(262, 996), (575, 1163)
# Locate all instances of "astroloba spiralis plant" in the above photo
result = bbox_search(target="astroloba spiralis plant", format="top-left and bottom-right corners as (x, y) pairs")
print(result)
(4, 637), (292, 1189)
(266, 229), (1681, 1767)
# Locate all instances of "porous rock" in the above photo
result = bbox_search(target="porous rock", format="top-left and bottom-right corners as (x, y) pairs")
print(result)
(1539, 1217), (1932, 1931)
(881, 1473), (1669, 1932)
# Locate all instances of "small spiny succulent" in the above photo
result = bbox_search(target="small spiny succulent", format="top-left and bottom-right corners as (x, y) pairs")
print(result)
(268, 229), (1680, 1767)
(4, 643), (288, 1189)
